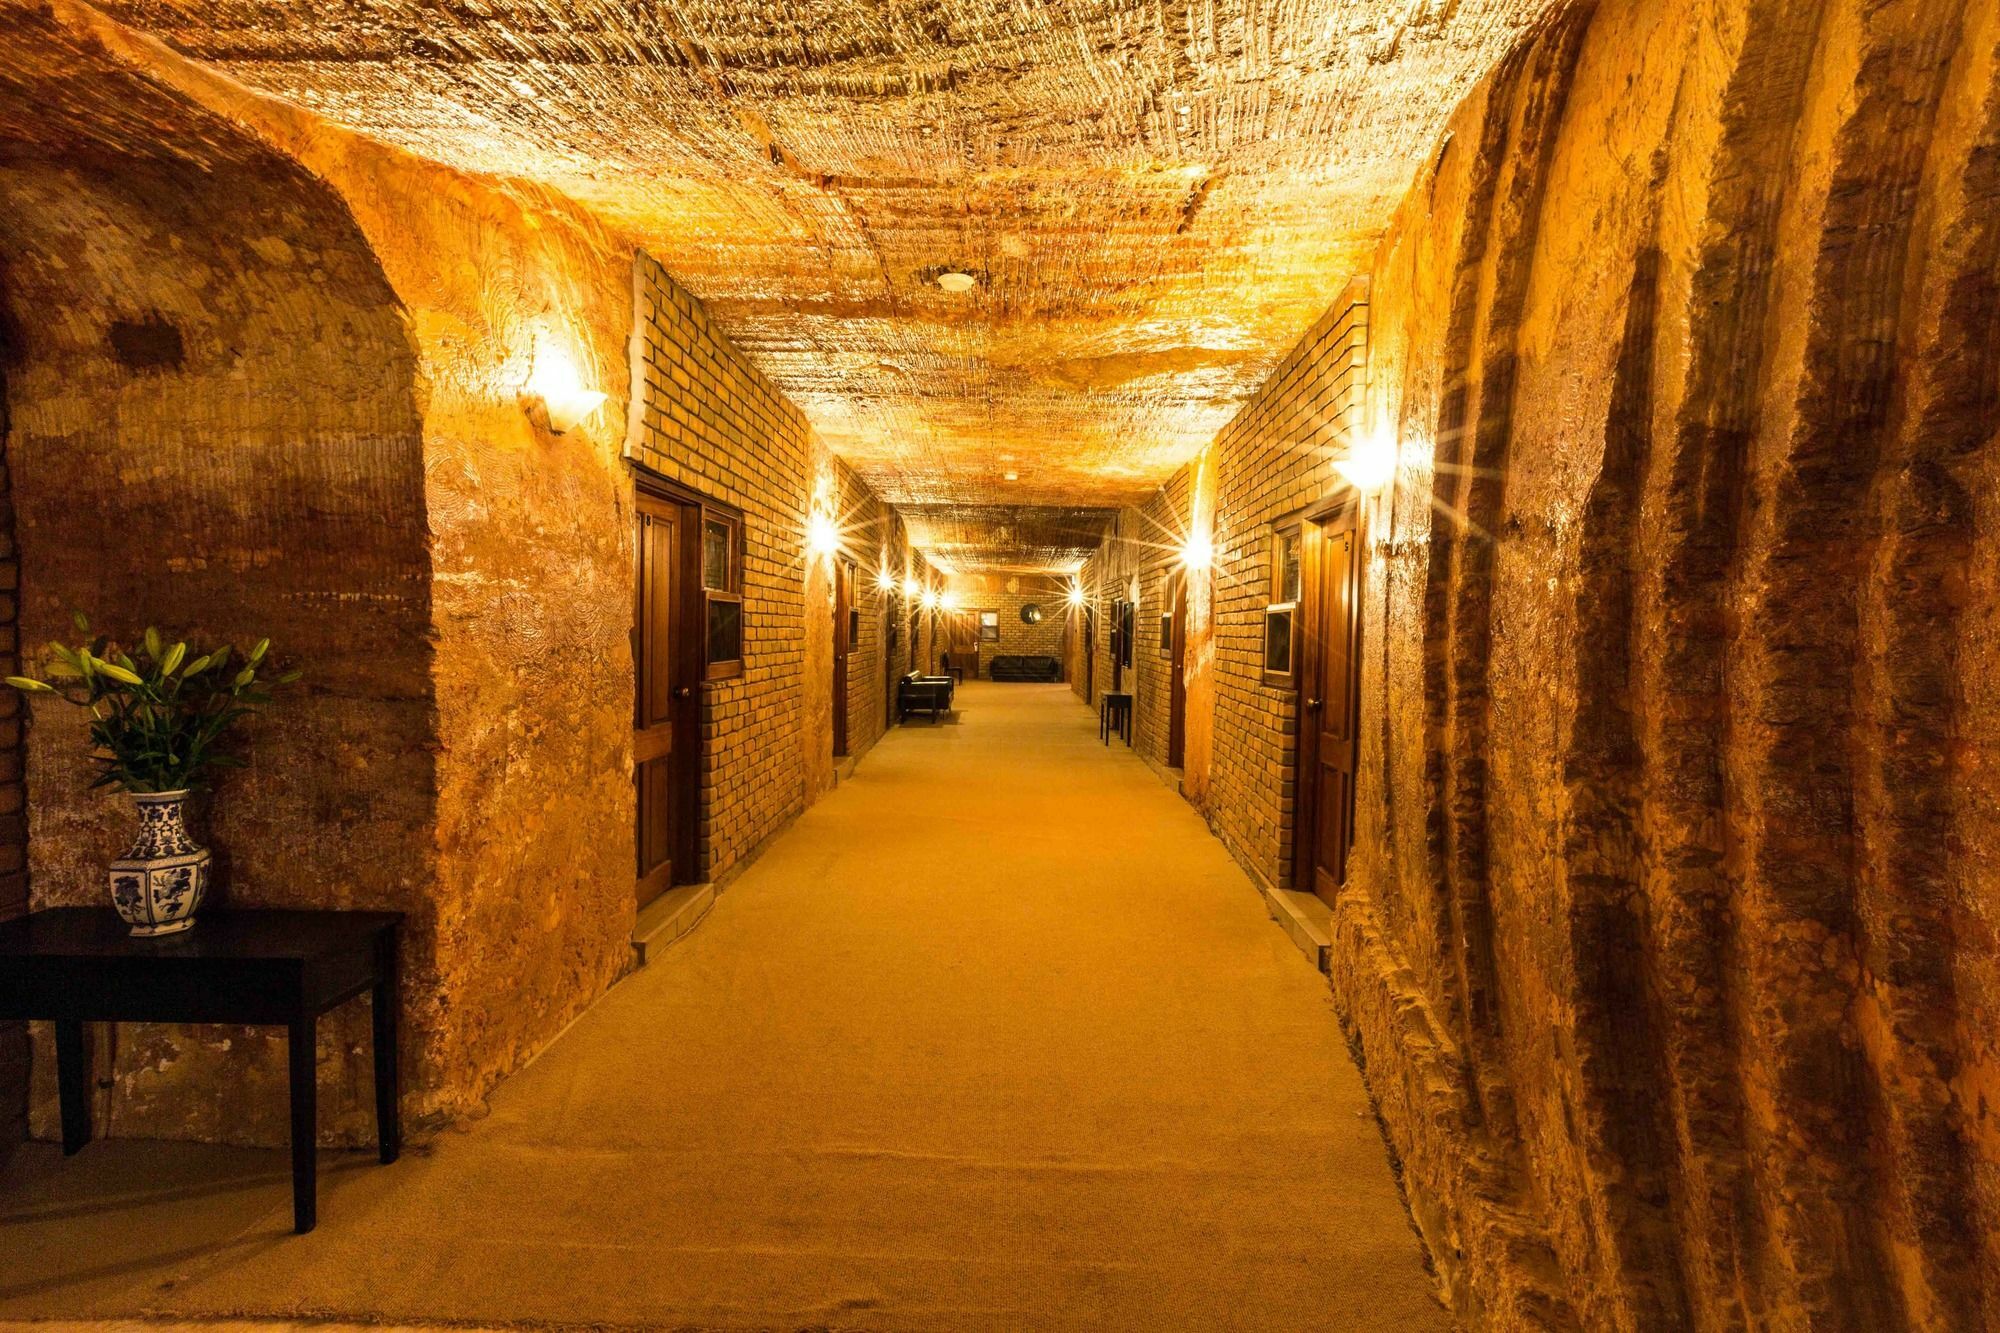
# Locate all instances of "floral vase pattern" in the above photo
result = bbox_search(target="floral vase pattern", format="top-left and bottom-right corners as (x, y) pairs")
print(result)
(108, 790), (210, 937)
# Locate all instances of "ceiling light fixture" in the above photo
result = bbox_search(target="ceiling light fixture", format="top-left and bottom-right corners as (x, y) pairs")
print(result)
(936, 271), (977, 294)
(1004, 471), (1018, 481)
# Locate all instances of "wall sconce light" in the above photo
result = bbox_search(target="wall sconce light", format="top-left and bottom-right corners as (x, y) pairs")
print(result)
(806, 512), (840, 557)
(877, 567), (897, 592)
(1336, 430), (1399, 493)
(941, 591), (959, 611)
(1067, 584), (1086, 608)
(920, 590), (939, 611)
(903, 576), (922, 599)
(521, 338), (606, 435)
(1180, 535), (1214, 571)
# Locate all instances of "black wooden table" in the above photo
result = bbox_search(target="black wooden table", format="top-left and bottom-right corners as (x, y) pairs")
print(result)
(0, 906), (403, 1234)
(1100, 691), (1134, 745)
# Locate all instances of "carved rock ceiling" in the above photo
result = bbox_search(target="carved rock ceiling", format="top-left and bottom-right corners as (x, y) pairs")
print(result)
(104, 0), (1547, 571)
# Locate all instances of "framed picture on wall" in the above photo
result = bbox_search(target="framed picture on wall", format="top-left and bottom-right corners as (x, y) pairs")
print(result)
(979, 610), (1000, 642)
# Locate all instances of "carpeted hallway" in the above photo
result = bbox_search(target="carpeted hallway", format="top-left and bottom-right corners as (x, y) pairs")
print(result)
(0, 683), (1448, 1331)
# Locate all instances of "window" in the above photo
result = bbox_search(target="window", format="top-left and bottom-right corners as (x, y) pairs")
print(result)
(1159, 608), (1174, 657)
(1276, 527), (1302, 604)
(979, 610), (1000, 643)
(702, 508), (743, 680)
(1264, 523), (1301, 682)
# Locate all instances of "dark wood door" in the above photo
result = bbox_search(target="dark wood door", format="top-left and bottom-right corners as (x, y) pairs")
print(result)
(1296, 504), (1363, 906)
(885, 601), (899, 727)
(634, 491), (699, 908)
(946, 612), (979, 679)
(833, 559), (852, 757)
(1084, 608), (1095, 701)
(1167, 577), (1188, 768)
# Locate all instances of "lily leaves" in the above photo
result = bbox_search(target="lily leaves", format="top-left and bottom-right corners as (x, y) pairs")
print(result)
(6, 616), (301, 795)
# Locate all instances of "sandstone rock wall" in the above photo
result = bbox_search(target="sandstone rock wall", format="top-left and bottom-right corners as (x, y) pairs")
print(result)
(1343, 0), (2000, 1324)
(0, 2), (896, 1146)
(76, 8), (646, 1136)
(1078, 0), (2000, 1323)
(0, 10), (442, 1144)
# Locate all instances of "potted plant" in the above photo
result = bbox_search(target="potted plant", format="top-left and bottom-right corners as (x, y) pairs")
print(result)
(7, 615), (297, 936)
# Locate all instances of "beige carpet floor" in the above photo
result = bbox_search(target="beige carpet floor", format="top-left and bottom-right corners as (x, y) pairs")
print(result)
(0, 683), (1450, 1331)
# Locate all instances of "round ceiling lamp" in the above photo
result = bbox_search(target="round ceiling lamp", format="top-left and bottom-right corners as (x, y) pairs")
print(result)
(936, 271), (977, 293)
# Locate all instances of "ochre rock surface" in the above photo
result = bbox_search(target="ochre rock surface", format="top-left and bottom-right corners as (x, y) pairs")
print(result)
(92, 0), (1555, 562)
(0, 2), (894, 1146)
(1341, 0), (2000, 1325)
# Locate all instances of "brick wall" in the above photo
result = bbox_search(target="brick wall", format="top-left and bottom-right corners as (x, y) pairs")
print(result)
(1081, 286), (1366, 874)
(1128, 476), (1190, 771)
(1204, 288), (1368, 888)
(944, 573), (1070, 676)
(833, 457), (909, 758)
(626, 257), (932, 855)
(629, 252), (842, 878)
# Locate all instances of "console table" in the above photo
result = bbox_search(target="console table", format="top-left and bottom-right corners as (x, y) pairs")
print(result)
(0, 906), (403, 1234)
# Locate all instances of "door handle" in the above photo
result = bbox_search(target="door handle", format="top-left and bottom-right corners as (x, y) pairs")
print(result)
(673, 685), (692, 700)
(1306, 696), (1322, 710)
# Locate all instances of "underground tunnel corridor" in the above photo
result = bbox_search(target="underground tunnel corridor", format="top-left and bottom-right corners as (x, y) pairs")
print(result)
(5, 0), (2000, 1326)
(0, 683), (1448, 1331)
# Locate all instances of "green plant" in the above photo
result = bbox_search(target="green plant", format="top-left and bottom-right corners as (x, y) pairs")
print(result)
(6, 613), (300, 794)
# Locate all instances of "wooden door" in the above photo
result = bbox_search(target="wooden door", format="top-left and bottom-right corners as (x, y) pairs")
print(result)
(1084, 609), (1095, 701)
(833, 559), (852, 757)
(1167, 577), (1188, 768)
(885, 601), (899, 727)
(1295, 504), (1364, 906)
(634, 490), (699, 908)
(947, 612), (979, 679)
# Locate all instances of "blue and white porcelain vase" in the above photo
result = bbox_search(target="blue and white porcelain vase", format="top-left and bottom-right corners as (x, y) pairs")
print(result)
(108, 790), (211, 937)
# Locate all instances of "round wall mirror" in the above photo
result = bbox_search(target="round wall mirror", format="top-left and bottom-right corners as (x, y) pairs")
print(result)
(1020, 603), (1044, 625)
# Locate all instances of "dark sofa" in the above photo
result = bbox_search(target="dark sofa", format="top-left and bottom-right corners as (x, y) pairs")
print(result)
(988, 655), (1060, 682)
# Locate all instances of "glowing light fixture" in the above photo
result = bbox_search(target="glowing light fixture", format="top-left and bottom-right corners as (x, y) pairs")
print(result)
(522, 338), (607, 434)
(1067, 584), (1086, 608)
(1180, 534), (1214, 571)
(877, 567), (896, 592)
(941, 591), (960, 611)
(806, 512), (840, 556)
(903, 576), (922, 598)
(920, 590), (939, 611)
(1336, 430), (1399, 493)
(936, 271), (977, 294)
